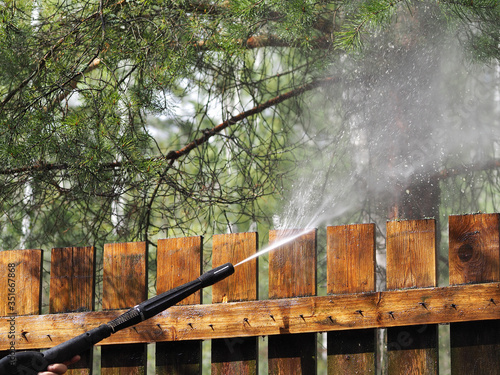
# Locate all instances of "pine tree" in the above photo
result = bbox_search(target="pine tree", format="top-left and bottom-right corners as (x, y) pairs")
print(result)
(0, 0), (499, 249)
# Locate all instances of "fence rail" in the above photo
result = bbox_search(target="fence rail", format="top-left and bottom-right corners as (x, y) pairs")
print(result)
(0, 213), (499, 374)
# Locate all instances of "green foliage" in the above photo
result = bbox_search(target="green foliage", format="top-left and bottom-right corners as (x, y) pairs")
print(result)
(0, 0), (499, 252)
(437, 0), (499, 61)
(334, 0), (406, 50)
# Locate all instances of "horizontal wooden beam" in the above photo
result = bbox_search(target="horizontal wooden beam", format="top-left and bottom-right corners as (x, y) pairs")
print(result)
(0, 282), (498, 351)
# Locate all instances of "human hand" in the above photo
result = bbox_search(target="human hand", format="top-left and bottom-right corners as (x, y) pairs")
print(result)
(37, 355), (81, 375)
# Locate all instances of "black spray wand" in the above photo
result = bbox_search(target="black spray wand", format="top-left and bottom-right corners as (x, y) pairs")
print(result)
(0, 263), (234, 375)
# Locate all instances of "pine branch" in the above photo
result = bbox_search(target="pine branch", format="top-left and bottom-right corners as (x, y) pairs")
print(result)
(0, 76), (339, 176)
(164, 76), (339, 161)
(191, 34), (332, 50)
(142, 2), (336, 34)
(334, 0), (406, 51)
(0, 1), (335, 112)
(0, 35), (68, 109)
(48, 57), (102, 109)
(0, 7), (105, 109)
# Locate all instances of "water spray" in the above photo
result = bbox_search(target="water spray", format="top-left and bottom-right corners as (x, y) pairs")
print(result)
(234, 200), (353, 267)
(235, 228), (314, 267)
(0, 263), (234, 375)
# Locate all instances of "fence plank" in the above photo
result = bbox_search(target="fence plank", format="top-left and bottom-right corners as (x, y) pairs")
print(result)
(156, 236), (203, 375)
(0, 281), (498, 349)
(326, 224), (376, 374)
(1, 217), (499, 375)
(268, 229), (317, 375)
(0, 250), (43, 316)
(449, 213), (500, 375)
(50, 246), (95, 375)
(386, 219), (438, 375)
(211, 232), (258, 375)
(1, 281), (498, 349)
(0, 249), (43, 368)
(101, 242), (147, 375)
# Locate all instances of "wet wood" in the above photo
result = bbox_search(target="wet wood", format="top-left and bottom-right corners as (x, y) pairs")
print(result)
(268, 229), (317, 375)
(0, 216), (499, 374)
(0, 249), (42, 364)
(0, 282), (498, 350)
(326, 224), (376, 374)
(211, 232), (258, 375)
(386, 219), (437, 290)
(386, 219), (438, 375)
(49, 247), (95, 375)
(101, 242), (147, 375)
(268, 229), (317, 299)
(156, 236), (203, 375)
(449, 213), (500, 285)
(0, 249), (43, 316)
(449, 213), (500, 375)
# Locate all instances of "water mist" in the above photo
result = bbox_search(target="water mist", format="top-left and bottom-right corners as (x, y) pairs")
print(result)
(251, 3), (500, 285)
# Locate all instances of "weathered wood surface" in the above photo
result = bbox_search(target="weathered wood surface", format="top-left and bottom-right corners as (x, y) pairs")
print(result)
(268, 229), (317, 375)
(327, 224), (376, 374)
(449, 213), (500, 285)
(449, 213), (500, 375)
(0, 215), (499, 375)
(49, 246), (95, 375)
(211, 232), (258, 375)
(101, 242), (147, 375)
(0, 282), (498, 351)
(156, 236), (202, 375)
(0, 249), (42, 363)
(0, 249), (42, 317)
(386, 219), (438, 374)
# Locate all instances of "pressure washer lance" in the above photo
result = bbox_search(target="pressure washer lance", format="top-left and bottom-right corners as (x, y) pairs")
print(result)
(0, 263), (235, 375)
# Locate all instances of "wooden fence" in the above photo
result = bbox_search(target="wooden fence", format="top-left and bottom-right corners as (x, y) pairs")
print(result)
(0, 213), (499, 374)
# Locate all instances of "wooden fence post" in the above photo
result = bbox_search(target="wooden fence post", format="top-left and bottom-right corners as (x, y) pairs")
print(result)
(0, 249), (43, 317)
(386, 219), (438, 374)
(0, 249), (43, 362)
(326, 224), (376, 374)
(2, 215), (500, 374)
(49, 246), (95, 375)
(155, 236), (203, 375)
(211, 232), (258, 375)
(268, 229), (317, 375)
(101, 242), (148, 375)
(449, 213), (500, 374)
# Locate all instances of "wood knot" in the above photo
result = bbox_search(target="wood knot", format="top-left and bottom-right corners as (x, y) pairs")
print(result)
(457, 244), (474, 263)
